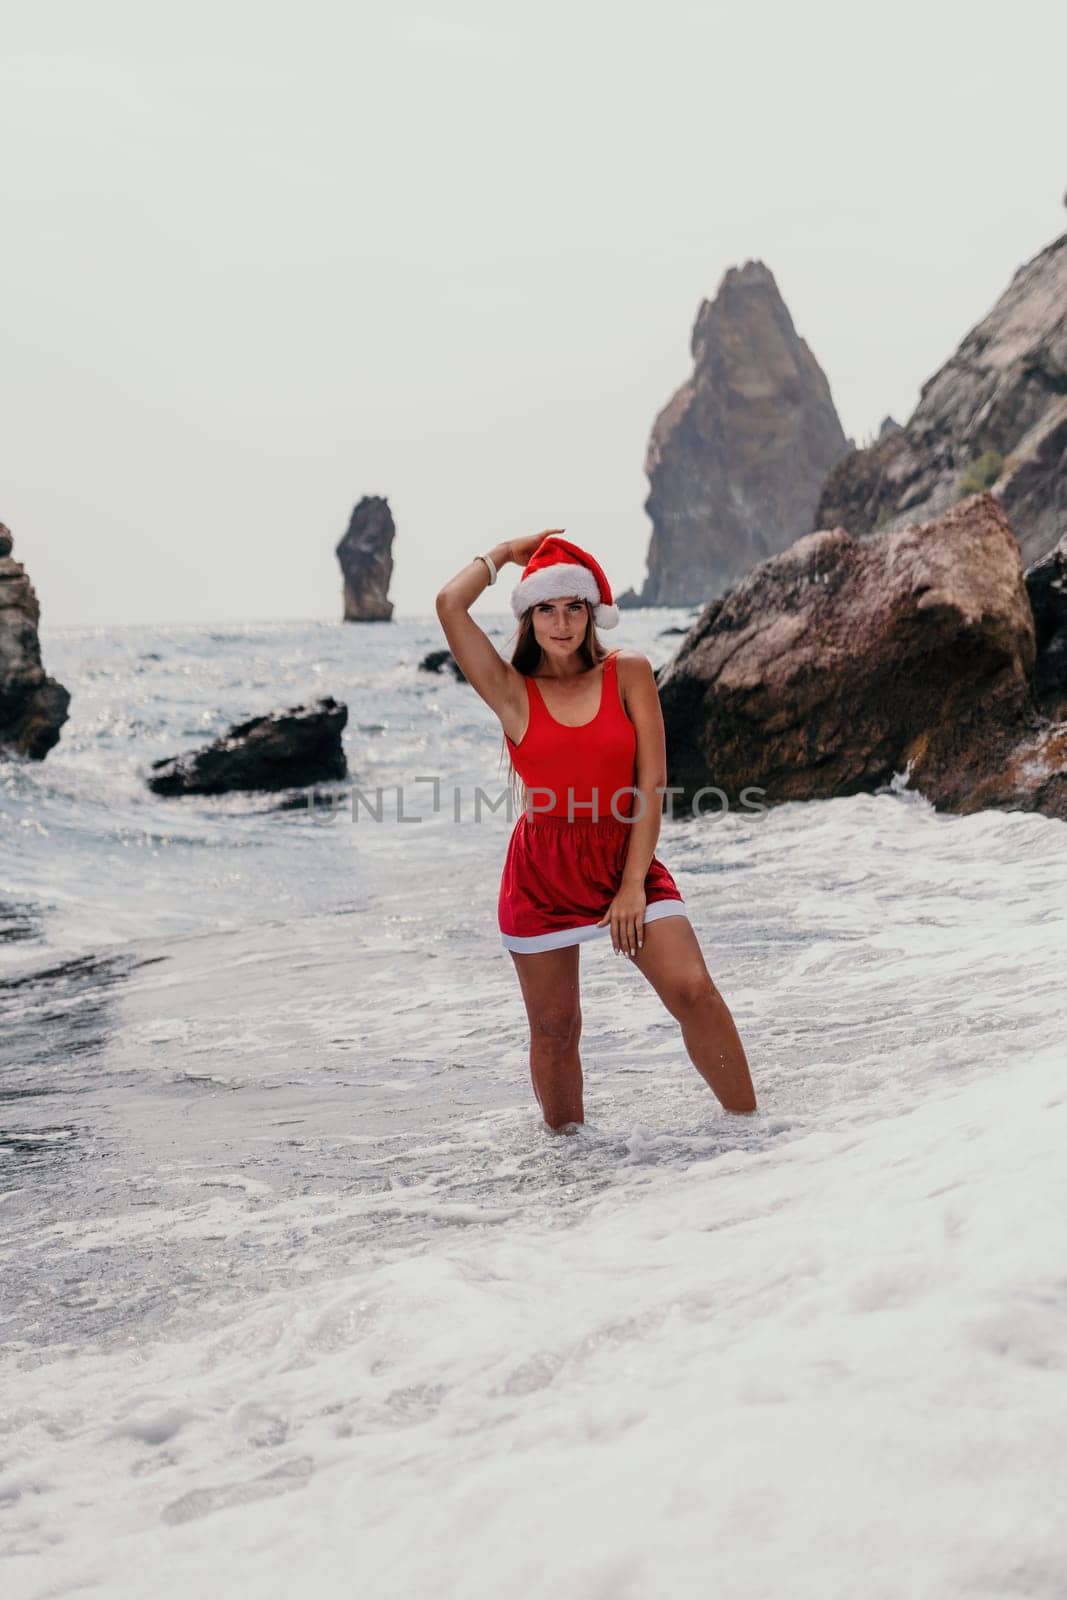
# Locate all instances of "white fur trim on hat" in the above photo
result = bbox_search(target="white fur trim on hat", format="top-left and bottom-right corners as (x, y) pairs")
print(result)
(511, 564), (619, 629)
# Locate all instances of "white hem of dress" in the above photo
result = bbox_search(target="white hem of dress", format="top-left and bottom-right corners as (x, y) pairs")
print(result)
(500, 897), (689, 953)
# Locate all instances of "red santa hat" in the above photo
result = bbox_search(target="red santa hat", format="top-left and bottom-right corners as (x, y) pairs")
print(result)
(509, 535), (620, 630)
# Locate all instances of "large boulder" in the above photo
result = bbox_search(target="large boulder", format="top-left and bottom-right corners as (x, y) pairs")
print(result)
(816, 231), (1067, 568)
(656, 494), (1066, 821)
(147, 698), (348, 796)
(0, 523), (70, 760)
(631, 260), (851, 605)
(337, 495), (395, 621)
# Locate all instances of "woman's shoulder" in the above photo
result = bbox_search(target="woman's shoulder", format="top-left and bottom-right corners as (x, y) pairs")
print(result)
(608, 649), (654, 718)
(608, 647), (650, 676)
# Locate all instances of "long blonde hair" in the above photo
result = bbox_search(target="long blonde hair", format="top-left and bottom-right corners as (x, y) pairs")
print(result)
(498, 602), (612, 819)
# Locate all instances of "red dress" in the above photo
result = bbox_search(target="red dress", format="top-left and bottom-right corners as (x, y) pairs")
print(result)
(498, 650), (688, 952)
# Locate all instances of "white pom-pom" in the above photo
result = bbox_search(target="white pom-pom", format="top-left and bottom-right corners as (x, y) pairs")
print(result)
(596, 602), (620, 630)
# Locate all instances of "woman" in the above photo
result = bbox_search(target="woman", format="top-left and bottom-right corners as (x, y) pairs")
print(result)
(435, 528), (757, 1134)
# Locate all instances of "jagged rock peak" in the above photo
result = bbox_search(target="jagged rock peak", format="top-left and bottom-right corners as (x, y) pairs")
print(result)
(337, 495), (395, 622)
(688, 259), (781, 361)
(634, 260), (850, 607)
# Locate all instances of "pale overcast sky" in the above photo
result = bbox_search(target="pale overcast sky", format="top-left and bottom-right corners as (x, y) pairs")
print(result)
(2, 0), (1064, 627)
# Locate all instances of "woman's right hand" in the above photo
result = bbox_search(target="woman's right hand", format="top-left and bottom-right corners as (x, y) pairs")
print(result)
(506, 528), (564, 567)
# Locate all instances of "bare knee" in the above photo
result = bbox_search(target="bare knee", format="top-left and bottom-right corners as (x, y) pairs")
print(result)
(530, 1008), (581, 1054)
(663, 974), (720, 1018)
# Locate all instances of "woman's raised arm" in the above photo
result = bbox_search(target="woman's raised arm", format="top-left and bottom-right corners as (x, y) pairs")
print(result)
(434, 530), (559, 723)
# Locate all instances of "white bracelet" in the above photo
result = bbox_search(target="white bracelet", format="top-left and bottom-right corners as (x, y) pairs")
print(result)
(474, 552), (498, 585)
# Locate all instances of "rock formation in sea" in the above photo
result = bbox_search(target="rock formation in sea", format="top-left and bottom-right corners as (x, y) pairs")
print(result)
(0, 522), (70, 760)
(147, 698), (348, 796)
(816, 231), (1067, 568)
(337, 496), (395, 621)
(418, 648), (467, 682)
(656, 494), (1066, 821)
(623, 261), (851, 607)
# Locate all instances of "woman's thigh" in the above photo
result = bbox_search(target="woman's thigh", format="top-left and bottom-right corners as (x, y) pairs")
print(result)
(508, 943), (581, 1032)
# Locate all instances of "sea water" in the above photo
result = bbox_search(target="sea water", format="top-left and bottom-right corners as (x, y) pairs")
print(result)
(2, 612), (1065, 1598)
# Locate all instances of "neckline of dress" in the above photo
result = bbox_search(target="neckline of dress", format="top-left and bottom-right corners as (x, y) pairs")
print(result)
(529, 651), (617, 730)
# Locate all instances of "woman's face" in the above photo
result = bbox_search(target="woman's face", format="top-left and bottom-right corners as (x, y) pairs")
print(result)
(529, 596), (589, 659)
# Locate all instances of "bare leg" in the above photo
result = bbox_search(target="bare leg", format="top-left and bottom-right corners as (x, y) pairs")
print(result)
(629, 915), (757, 1114)
(508, 944), (584, 1133)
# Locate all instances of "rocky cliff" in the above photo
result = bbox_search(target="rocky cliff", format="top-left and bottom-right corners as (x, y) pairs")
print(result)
(816, 232), (1067, 568)
(623, 262), (851, 607)
(0, 523), (70, 760)
(337, 496), (395, 621)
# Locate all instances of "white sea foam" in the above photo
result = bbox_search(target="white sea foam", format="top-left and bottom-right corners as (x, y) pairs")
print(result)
(2, 613), (1065, 1596)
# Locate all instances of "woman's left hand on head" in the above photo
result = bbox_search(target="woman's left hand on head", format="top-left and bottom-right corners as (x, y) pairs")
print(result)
(596, 885), (646, 958)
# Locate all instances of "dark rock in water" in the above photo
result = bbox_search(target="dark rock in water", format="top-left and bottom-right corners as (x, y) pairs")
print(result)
(0, 522), (71, 760)
(816, 231), (1067, 568)
(1025, 532), (1067, 715)
(147, 698), (348, 796)
(337, 496), (395, 621)
(632, 260), (851, 606)
(419, 648), (467, 682)
(656, 626), (689, 637)
(656, 494), (1067, 821)
(615, 587), (644, 610)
